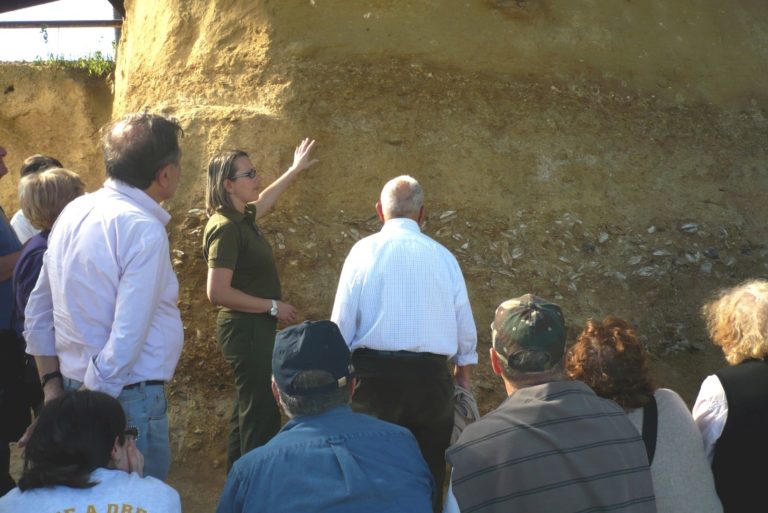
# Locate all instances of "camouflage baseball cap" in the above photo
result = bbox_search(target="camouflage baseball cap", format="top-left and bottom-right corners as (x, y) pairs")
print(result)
(492, 294), (566, 373)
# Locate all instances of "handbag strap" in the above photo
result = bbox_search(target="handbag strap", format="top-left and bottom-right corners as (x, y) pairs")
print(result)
(641, 394), (658, 465)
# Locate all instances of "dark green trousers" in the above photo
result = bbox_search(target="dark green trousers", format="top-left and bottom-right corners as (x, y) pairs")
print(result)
(216, 313), (281, 470)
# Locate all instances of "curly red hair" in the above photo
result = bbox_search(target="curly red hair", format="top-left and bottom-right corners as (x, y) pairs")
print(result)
(566, 317), (654, 410)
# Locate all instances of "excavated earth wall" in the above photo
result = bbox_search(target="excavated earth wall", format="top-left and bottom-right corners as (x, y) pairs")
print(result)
(112, 0), (768, 398)
(0, 65), (112, 206)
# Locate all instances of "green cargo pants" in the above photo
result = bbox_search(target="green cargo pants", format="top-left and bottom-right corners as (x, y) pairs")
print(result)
(216, 312), (282, 470)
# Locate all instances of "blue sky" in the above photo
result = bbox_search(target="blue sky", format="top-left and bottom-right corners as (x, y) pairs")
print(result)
(0, 0), (116, 61)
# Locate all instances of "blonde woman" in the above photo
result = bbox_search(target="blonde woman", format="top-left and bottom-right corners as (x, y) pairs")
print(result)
(13, 167), (85, 335)
(693, 280), (768, 513)
(203, 139), (317, 469)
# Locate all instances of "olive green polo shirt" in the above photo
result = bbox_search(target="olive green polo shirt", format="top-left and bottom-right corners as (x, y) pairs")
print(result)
(203, 204), (281, 316)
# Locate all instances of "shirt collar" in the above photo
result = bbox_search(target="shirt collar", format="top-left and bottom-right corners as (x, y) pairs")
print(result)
(381, 217), (421, 233)
(280, 405), (352, 433)
(103, 178), (171, 226)
(217, 203), (256, 223)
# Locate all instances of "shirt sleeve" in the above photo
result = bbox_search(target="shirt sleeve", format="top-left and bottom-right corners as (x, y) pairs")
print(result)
(330, 247), (363, 347)
(452, 260), (478, 366)
(23, 257), (57, 356)
(692, 373), (728, 465)
(10, 210), (37, 245)
(443, 473), (461, 513)
(82, 225), (171, 396)
(159, 483), (182, 513)
(14, 245), (45, 323)
(204, 219), (240, 270)
(216, 467), (247, 513)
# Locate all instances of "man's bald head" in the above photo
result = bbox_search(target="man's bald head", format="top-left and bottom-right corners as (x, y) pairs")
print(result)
(378, 175), (424, 221)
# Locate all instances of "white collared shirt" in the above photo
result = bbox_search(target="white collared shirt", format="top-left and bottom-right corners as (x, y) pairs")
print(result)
(24, 178), (184, 397)
(10, 209), (40, 244)
(692, 374), (729, 464)
(331, 217), (478, 365)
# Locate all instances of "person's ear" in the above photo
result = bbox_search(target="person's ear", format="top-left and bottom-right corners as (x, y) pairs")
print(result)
(417, 206), (425, 225)
(111, 436), (120, 460)
(490, 348), (503, 376)
(155, 164), (171, 187)
(375, 201), (384, 222)
(271, 378), (283, 412)
(110, 435), (128, 472)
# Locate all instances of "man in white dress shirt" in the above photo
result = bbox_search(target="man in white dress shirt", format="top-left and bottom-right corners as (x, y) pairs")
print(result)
(331, 175), (478, 511)
(24, 113), (185, 481)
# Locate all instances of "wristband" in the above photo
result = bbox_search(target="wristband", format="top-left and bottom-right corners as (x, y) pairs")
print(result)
(41, 371), (63, 388)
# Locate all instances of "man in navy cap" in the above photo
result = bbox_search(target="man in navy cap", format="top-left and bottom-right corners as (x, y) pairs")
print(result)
(445, 295), (657, 513)
(216, 320), (434, 513)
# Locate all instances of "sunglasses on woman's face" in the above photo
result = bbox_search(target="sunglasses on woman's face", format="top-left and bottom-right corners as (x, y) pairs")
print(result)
(230, 169), (257, 180)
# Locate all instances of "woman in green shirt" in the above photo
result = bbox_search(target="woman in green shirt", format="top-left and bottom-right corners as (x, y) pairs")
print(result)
(203, 138), (318, 469)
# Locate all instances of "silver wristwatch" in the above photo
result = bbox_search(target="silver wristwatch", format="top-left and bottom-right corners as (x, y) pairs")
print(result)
(269, 299), (279, 317)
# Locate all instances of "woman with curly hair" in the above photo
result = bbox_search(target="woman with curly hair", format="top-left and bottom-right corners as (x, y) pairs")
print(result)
(693, 280), (768, 513)
(567, 317), (721, 513)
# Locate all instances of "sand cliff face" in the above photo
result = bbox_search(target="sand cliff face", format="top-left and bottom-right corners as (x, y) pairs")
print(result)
(1, 1), (766, 397)
(0, 65), (112, 207)
(109, 0), (768, 393)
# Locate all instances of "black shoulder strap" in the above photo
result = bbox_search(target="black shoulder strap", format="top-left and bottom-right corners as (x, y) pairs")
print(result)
(641, 395), (658, 464)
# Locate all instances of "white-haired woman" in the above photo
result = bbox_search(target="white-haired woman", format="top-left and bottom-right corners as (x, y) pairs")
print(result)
(693, 279), (768, 512)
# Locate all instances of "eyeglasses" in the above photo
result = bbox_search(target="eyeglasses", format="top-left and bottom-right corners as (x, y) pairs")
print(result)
(124, 427), (139, 441)
(229, 169), (257, 180)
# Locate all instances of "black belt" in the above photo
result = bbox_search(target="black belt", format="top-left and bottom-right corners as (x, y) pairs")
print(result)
(123, 380), (165, 389)
(354, 348), (446, 361)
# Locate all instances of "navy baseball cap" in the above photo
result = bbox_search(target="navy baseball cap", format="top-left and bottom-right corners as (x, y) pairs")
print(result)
(272, 321), (355, 396)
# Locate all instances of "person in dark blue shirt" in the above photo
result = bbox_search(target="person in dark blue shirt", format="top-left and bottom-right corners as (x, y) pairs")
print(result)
(216, 320), (434, 513)
(0, 143), (24, 496)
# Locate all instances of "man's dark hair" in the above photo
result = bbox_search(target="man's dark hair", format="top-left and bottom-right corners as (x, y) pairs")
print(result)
(18, 390), (126, 491)
(498, 359), (565, 388)
(277, 370), (351, 418)
(20, 154), (62, 177)
(101, 112), (183, 189)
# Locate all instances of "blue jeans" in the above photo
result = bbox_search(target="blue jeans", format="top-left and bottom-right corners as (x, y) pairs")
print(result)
(63, 378), (170, 480)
